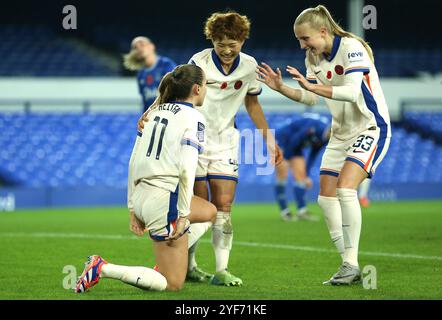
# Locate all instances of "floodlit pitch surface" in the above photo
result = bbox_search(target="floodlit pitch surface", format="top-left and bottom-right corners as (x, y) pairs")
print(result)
(0, 202), (441, 299)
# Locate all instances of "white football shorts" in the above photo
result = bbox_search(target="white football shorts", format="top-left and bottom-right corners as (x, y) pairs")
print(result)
(131, 180), (187, 241)
(320, 126), (390, 178)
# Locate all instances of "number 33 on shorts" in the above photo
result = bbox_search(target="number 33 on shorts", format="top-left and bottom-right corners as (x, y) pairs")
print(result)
(346, 130), (380, 173)
(352, 134), (375, 152)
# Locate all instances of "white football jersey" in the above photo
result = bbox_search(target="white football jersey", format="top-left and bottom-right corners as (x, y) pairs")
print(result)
(305, 36), (391, 141)
(189, 49), (262, 151)
(129, 102), (206, 193)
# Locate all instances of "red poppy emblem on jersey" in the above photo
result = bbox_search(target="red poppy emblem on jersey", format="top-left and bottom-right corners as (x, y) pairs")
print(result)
(220, 82), (228, 89)
(234, 80), (243, 90)
(335, 65), (344, 75)
(146, 75), (154, 85)
(326, 71), (332, 79)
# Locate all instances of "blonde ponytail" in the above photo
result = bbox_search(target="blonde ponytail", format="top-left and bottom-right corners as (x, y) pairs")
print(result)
(295, 5), (374, 62)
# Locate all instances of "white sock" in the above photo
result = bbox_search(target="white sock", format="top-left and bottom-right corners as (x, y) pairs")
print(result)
(101, 263), (167, 291)
(188, 244), (198, 271)
(358, 179), (371, 199)
(212, 212), (232, 272)
(317, 195), (345, 259)
(187, 222), (212, 270)
(337, 188), (362, 267)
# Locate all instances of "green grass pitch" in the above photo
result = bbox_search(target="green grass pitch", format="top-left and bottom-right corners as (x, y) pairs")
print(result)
(0, 201), (441, 300)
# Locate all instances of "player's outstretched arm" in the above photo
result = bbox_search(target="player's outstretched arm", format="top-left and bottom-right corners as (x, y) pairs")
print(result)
(256, 63), (318, 106)
(287, 65), (362, 103)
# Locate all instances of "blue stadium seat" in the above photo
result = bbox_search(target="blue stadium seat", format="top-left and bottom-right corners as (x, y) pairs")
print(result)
(1, 112), (442, 188)
(0, 25), (117, 77)
(403, 111), (442, 142)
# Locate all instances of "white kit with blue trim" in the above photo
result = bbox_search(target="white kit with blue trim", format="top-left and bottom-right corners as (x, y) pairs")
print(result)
(189, 49), (262, 154)
(303, 36), (391, 177)
(305, 36), (391, 141)
(127, 101), (205, 217)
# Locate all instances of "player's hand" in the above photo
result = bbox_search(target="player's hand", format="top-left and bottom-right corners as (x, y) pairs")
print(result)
(267, 141), (284, 166)
(137, 111), (149, 132)
(273, 144), (284, 166)
(256, 62), (284, 92)
(305, 177), (313, 189)
(286, 65), (312, 91)
(166, 216), (190, 241)
(129, 209), (145, 237)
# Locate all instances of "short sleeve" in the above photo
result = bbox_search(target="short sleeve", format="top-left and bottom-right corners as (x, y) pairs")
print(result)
(247, 58), (262, 96)
(342, 40), (371, 75)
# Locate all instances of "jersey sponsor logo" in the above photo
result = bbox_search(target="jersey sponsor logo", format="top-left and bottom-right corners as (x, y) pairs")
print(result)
(348, 52), (364, 59)
(335, 65), (344, 75)
(197, 122), (205, 142)
(348, 51), (364, 63)
(234, 80), (243, 90)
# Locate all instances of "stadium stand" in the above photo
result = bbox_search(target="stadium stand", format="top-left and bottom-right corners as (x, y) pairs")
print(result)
(1, 112), (441, 190)
(0, 26), (117, 76)
(402, 111), (442, 143)
(1, 25), (441, 77)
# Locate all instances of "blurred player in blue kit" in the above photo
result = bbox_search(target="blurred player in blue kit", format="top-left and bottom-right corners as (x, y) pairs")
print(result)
(124, 36), (176, 112)
(275, 114), (330, 221)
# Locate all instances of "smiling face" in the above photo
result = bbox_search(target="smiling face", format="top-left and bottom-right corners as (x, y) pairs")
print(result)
(212, 37), (244, 65)
(294, 22), (329, 56)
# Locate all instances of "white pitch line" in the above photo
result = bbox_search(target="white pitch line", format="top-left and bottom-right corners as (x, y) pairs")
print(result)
(1, 232), (441, 262)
